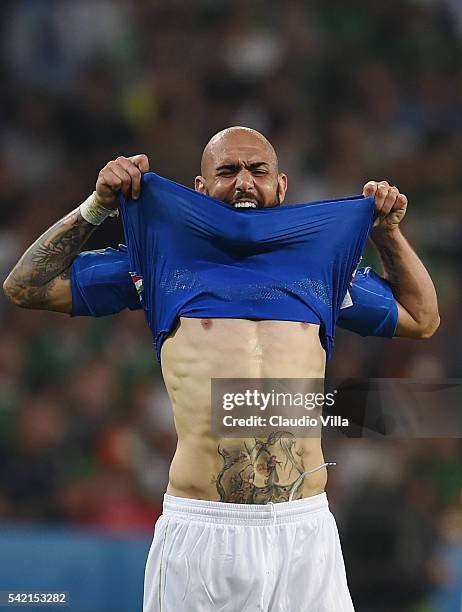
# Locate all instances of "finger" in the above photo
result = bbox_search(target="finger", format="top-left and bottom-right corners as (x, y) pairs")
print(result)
(128, 154), (150, 173)
(107, 161), (133, 197)
(115, 156), (142, 199)
(362, 181), (378, 198)
(397, 193), (408, 209)
(380, 186), (399, 218)
(99, 167), (124, 194)
(374, 181), (390, 215)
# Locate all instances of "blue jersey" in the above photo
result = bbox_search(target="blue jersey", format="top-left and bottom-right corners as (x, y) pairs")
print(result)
(70, 245), (398, 339)
(122, 173), (375, 360)
(71, 174), (397, 360)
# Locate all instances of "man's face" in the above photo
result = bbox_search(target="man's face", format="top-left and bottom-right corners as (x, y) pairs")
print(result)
(195, 131), (287, 209)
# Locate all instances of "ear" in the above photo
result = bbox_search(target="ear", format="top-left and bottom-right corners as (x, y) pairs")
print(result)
(277, 173), (288, 204)
(195, 175), (207, 193)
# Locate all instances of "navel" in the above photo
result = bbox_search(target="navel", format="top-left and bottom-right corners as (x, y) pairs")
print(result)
(201, 319), (213, 329)
(300, 322), (311, 329)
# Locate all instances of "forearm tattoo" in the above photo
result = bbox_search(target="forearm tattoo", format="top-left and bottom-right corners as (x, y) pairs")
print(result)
(213, 432), (306, 504)
(378, 244), (400, 288)
(4, 208), (97, 308)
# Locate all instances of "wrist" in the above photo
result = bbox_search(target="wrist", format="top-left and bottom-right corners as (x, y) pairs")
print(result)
(370, 225), (402, 245)
(80, 192), (119, 226)
(94, 191), (118, 209)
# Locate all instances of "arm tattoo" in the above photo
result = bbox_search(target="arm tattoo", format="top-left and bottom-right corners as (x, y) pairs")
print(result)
(378, 244), (400, 287)
(4, 208), (97, 308)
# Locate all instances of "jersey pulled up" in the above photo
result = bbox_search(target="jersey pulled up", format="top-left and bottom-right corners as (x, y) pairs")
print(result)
(117, 173), (375, 361)
(70, 246), (398, 340)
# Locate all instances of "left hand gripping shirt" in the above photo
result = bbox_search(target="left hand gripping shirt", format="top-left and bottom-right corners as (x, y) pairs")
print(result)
(117, 173), (375, 362)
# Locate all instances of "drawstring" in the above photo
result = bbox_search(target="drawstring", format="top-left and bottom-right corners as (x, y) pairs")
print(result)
(288, 462), (337, 502)
(267, 501), (277, 526)
(265, 462), (337, 523)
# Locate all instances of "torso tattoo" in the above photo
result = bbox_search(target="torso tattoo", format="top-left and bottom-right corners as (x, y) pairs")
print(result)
(213, 431), (306, 504)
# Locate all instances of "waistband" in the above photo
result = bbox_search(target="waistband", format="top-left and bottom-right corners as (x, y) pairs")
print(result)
(162, 492), (329, 526)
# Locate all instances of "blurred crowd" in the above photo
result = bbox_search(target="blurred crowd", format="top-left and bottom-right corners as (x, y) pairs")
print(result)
(1, 1), (462, 610)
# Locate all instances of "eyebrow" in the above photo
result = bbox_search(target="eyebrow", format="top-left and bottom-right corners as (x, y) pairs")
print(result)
(215, 161), (270, 172)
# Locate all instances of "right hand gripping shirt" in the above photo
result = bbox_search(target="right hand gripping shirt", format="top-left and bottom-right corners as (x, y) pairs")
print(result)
(119, 173), (375, 362)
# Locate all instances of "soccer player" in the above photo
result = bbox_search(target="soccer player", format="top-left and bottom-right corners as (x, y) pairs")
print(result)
(4, 127), (439, 611)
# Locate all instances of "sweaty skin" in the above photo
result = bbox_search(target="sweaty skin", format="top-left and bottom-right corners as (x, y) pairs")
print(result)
(3, 126), (439, 504)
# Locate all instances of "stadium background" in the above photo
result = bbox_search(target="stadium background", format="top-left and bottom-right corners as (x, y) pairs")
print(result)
(0, 1), (461, 610)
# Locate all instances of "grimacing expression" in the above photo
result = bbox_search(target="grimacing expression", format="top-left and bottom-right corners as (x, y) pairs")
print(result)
(195, 128), (288, 209)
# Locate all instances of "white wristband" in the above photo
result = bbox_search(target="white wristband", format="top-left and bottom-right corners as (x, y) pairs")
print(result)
(80, 192), (119, 226)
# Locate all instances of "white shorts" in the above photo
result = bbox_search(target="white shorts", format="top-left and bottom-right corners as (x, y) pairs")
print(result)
(143, 492), (355, 612)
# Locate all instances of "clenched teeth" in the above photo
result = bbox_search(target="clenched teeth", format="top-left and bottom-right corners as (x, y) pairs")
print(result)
(234, 201), (257, 208)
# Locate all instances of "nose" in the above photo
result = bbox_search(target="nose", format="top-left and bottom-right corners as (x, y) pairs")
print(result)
(235, 169), (254, 193)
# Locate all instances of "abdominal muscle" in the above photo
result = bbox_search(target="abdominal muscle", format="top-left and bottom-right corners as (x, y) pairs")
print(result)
(160, 317), (327, 504)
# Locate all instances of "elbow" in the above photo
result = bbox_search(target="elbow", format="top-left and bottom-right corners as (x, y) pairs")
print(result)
(417, 313), (441, 339)
(3, 276), (23, 307)
(3, 278), (17, 305)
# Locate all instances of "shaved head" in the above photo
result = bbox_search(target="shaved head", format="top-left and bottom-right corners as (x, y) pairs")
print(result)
(195, 125), (287, 209)
(200, 127), (278, 178)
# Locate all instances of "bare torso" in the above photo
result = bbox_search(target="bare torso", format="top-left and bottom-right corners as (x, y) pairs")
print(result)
(161, 318), (327, 504)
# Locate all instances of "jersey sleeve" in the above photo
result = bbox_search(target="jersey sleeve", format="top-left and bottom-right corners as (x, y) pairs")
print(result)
(70, 244), (142, 317)
(336, 267), (398, 337)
